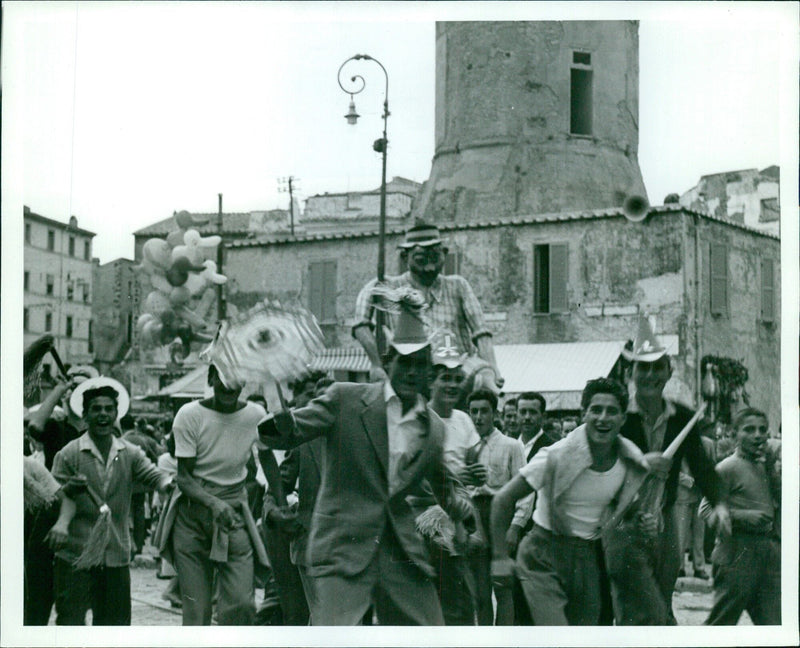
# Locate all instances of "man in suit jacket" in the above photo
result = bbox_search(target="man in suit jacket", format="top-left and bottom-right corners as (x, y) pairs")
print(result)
(259, 309), (473, 625)
(604, 318), (730, 625)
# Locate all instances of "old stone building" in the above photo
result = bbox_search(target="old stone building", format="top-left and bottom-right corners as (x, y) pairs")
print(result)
(413, 21), (647, 223)
(23, 206), (95, 376)
(222, 205), (780, 423)
(680, 166), (780, 237)
(91, 258), (143, 372)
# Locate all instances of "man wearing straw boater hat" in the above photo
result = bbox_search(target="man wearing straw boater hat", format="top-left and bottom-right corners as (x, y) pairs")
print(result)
(353, 220), (504, 388)
(603, 316), (730, 625)
(259, 302), (475, 625)
(48, 376), (171, 625)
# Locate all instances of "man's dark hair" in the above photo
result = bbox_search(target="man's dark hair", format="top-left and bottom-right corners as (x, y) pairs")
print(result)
(119, 414), (136, 431)
(207, 363), (219, 386)
(580, 378), (628, 412)
(289, 371), (326, 396)
(517, 391), (546, 412)
(83, 385), (119, 414)
(467, 388), (498, 412)
(731, 407), (768, 431)
(503, 398), (518, 410)
(542, 420), (561, 438)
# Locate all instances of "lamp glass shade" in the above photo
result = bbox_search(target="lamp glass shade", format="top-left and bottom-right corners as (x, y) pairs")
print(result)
(345, 99), (360, 125)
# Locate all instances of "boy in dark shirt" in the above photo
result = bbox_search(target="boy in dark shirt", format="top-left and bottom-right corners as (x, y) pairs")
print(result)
(701, 407), (780, 625)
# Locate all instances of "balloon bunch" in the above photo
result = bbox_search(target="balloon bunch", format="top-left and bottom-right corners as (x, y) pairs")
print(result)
(136, 211), (227, 361)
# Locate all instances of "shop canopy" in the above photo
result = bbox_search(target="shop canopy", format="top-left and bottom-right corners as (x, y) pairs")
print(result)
(494, 337), (678, 410)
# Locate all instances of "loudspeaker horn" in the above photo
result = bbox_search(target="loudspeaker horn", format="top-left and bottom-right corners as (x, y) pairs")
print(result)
(623, 194), (649, 222)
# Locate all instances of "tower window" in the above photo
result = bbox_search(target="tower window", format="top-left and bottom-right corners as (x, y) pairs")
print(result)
(572, 52), (591, 65)
(66, 316), (73, 338)
(570, 50), (593, 136)
(570, 68), (593, 135)
(47, 230), (55, 251)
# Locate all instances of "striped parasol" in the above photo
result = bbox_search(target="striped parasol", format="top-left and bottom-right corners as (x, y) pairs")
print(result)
(200, 300), (325, 387)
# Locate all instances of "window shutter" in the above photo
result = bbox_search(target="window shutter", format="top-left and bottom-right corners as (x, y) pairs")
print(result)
(309, 262), (324, 322)
(549, 243), (569, 313)
(709, 244), (728, 316)
(444, 250), (460, 275)
(761, 258), (775, 322)
(322, 260), (337, 323)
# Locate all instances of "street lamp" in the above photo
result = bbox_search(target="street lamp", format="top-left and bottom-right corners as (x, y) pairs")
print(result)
(337, 53), (389, 356)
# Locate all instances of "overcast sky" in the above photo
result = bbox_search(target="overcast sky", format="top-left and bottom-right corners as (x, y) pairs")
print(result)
(5, 2), (798, 264)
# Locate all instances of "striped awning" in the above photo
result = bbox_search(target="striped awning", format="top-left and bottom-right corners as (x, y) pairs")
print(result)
(309, 347), (371, 373)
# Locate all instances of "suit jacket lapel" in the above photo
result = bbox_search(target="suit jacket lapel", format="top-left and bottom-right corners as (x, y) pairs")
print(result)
(360, 384), (389, 478)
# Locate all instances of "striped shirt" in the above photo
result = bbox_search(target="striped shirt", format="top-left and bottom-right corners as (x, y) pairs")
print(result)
(353, 272), (491, 355)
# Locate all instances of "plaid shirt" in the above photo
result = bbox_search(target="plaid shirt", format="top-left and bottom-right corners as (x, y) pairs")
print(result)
(52, 433), (170, 567)
(353, 272), (491, 355)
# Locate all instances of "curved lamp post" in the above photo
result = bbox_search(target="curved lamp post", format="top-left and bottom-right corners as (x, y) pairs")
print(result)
(338, 54), (390, 356)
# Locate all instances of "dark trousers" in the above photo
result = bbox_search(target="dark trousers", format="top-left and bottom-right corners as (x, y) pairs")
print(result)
(705, 536), (780, 625)
(604, 505), (681, 625)
(430, 544), (476, 625)
(130, 492), (147, 555)
(261, 522), (309, 625)
(516, 524), (605, 625)
(310, 527), (444, 626)
(53, 558), (131, 625)
(24, 508), (57, 625)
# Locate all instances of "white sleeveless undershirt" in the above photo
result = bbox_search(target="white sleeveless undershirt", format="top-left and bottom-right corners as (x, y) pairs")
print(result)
(532, 457), (626, 539)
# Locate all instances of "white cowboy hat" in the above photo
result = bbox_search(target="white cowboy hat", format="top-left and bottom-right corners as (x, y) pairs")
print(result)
(69, 376), (130, 419)
(621, 316), (668, 363)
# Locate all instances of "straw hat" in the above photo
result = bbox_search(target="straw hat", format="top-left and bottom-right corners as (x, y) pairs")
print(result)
(69, 376), (130, 419)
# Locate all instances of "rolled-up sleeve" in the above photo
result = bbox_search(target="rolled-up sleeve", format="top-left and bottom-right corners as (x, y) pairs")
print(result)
(519, 447), (550, 492)
(352, 278), (379, 334)
(456, 276), (491, 342)
(131, 445), (172, 491)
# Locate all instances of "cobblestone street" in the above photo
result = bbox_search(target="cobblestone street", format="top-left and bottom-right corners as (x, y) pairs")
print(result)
(89, 544), (746, 627)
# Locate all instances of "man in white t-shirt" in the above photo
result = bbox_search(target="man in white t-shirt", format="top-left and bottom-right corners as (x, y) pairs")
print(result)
(490, 378), (650, 625)
(419, 331), (481, 625)
(166, 364), (270, 625)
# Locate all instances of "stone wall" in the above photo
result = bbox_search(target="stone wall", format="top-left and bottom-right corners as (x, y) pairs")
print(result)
(223, 208), (780, 424)
(415, 21), (647, 223)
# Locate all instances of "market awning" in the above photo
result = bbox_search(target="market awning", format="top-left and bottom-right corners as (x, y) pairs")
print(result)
(156, 365), (208, 398)
(495, 337), (678, 410)
(309, 347), (371, 373)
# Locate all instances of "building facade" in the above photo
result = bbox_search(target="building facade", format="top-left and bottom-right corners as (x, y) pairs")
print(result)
(222, 205), (780, 426)
(24, 207), (95, 374)
(680, 166), (780, 237)
(91, 258), (143, 373)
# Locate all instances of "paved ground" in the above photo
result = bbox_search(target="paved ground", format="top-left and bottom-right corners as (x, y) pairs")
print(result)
(126, 547), (741, 626)
(51, 541), (751, 626)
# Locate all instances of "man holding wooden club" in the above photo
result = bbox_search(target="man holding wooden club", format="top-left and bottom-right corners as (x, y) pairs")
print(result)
(603, 317), (730, 625)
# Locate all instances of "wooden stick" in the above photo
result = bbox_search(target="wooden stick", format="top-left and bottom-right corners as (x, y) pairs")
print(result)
(662, 402), (707, 460)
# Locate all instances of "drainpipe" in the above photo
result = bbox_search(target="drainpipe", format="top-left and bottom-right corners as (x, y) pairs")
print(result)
(693, 212), (702, 408)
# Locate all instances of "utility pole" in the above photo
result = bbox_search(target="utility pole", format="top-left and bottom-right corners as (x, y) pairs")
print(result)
(217, 193), (226, 321)
(278, 176), (298, 236)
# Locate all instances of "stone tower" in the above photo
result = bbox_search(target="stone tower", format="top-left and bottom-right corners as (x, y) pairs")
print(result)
(413, 21), (648, 223)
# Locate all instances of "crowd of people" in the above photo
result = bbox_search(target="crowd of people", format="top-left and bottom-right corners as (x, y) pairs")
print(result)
(21, 222), (781, 627)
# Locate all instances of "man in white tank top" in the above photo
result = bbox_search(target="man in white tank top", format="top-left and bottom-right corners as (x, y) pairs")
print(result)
(489, 378), (650, 625)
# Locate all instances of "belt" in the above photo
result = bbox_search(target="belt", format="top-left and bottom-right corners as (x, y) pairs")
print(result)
(532, 522), (600, 548)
